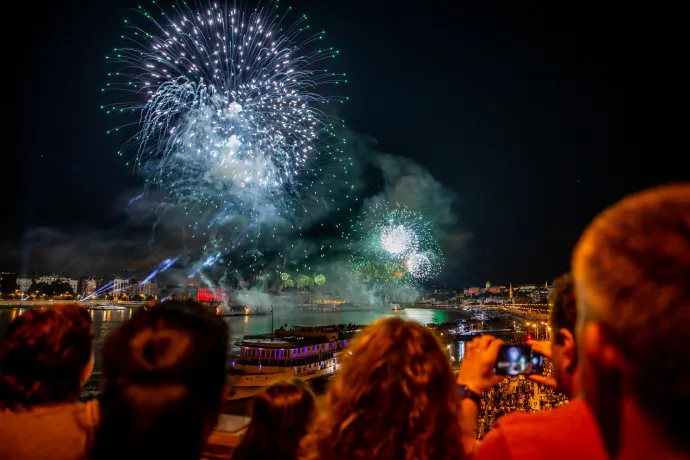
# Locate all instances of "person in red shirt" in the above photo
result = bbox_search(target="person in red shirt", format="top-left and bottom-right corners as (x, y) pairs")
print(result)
(573, 184), (690, 459)
(456, 274), (608, 459)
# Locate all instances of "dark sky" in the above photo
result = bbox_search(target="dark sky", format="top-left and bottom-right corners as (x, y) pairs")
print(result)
(4, 0), (686, 287)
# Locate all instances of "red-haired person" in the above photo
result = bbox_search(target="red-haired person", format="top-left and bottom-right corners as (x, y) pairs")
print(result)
(0, 304), (97, 460)
(299, 317), (468, 460)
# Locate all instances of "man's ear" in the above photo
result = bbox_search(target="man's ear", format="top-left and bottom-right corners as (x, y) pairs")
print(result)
(582, 322), (625, 371)
(559, 328), (577, 373)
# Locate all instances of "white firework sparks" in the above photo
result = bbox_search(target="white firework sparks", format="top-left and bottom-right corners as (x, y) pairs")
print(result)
(404, 252), (433, 279)
(106, 1), (348, 233)
(380, 224), (419, 257)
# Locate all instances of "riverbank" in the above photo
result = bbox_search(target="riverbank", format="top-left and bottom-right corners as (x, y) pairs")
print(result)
(0, 300), (145, 308)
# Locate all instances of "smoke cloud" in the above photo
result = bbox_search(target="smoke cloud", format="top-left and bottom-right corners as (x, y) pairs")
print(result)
(1, 130), (470, 304)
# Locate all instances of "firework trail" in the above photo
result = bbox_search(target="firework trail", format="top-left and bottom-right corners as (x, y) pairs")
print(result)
(105, 0), (349, 248)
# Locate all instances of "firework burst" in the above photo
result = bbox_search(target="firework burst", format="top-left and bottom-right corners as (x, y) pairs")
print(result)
(105, 1), (349, 240)
(349, 203), (443, 284)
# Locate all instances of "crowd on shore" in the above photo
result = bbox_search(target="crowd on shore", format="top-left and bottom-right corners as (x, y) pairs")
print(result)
(475, 371), (568, 439)
(0, 183), (688, 460)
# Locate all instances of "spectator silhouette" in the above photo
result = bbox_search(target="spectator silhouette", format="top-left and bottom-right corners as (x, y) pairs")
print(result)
(92, 300), (228, 460)
(459, 275), (608, 459)
(572, 184), (690, 459)
(528, 273), (580, 398)
(233, 380), (315, 460)
(0, 304), (97, 460)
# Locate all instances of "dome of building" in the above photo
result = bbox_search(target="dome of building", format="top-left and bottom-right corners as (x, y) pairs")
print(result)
(486, 280), (491, 289)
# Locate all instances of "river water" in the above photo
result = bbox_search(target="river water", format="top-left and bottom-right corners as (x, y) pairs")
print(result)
(0, 305), (476, 399)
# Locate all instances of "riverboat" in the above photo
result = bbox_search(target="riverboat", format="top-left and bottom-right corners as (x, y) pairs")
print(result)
(228, 324), (362, 400)
(87, 304), (129, 311)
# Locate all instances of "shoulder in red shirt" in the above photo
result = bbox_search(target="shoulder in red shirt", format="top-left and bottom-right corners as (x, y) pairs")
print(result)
(473, 399), (608, 460)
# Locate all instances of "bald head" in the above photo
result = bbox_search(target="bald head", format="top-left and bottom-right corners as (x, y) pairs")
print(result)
(573, 183), (690, 450)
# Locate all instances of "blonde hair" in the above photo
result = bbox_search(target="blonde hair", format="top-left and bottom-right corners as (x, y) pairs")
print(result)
(300, 317), (465, 460)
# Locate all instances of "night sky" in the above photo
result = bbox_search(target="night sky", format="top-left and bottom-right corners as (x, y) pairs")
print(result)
(4, 0), (686, 287)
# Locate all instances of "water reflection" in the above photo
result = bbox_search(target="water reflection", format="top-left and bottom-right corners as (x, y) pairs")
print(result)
(446, 341), (466, 365)
(0, 305), (477, 399)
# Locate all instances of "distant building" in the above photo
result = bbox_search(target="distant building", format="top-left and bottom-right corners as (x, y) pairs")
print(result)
(140, 281), (159, 298)
(34, 274), (78, 293)
(78, 277), (98, 296)
(529, 288), (549, 303)
(17, 275), (32, 293)
(464, 281), (507, 296)
(112, 277), (158, 298)
(113, 277), (135, 296)
(37, 274), (61, 285)
(517, 284), (539, 291)
(511, 284), (549, 303)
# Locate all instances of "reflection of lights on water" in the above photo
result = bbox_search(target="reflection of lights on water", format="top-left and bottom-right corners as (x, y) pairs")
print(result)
(445, 341), (466, 363)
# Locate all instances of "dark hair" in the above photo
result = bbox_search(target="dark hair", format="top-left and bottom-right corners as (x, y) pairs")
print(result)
(573, 183), (690, 450)
(549, 273), (577, 343)
(92, 300), (229, 460)
(0, 304), (93, 410)
(300, 318), (465, 460)
(233, 380), (315, 460)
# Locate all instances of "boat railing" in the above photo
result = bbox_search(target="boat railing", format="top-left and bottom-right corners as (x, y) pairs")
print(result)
(241, 333), (275, 341)
(235, 352), (335, 368)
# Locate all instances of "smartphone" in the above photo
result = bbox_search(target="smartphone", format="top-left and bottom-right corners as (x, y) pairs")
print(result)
(494, 345), (545, 376)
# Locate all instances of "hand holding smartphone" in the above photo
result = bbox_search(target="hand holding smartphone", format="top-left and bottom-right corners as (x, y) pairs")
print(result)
(494, 345), (545, 376)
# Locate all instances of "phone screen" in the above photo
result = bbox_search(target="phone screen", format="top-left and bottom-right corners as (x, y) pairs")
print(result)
(494, 345), (545, 376)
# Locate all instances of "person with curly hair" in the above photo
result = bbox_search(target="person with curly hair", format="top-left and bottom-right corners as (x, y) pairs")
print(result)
(299, 317), (468, 460)
(0, 303), (97, 460)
